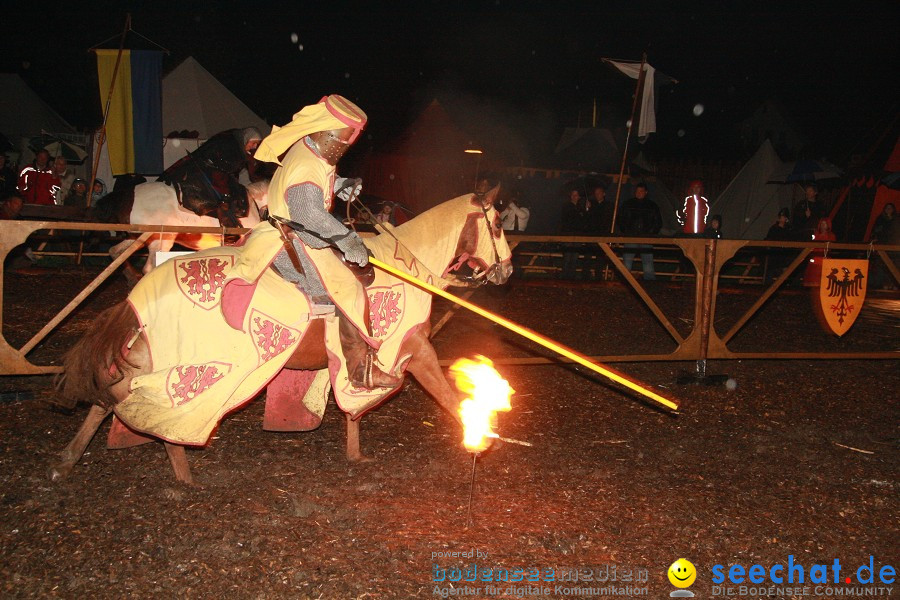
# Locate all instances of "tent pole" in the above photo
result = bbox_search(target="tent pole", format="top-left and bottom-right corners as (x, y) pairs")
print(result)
(87, 13), (131, 210)
(610, 52), (647, 233)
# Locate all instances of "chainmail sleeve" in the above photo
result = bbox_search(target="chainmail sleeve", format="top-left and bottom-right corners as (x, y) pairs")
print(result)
(285, 183), (350, 249)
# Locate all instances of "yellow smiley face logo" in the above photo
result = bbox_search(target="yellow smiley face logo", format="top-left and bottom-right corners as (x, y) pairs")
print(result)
(667, 558), (697, 588)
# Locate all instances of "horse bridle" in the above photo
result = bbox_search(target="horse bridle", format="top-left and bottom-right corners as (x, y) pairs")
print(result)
(450, 202), (504, 286)
(346, 188), (503, 287)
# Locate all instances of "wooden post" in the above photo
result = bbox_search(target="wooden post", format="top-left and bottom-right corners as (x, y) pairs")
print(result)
(610, 53), (648, 234)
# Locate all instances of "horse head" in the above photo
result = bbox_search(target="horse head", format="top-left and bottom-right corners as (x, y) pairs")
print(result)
(443, 184), (513, 286)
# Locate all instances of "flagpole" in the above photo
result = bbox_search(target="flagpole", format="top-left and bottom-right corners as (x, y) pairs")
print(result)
(610, 52), (647, 234)
(87, 13), (131, 210)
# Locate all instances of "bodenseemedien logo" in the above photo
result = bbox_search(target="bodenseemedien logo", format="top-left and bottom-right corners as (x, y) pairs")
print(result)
(668, 558), (697, 597)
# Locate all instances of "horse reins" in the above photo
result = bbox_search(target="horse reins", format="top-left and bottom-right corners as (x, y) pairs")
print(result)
(345, 187), (503, 286)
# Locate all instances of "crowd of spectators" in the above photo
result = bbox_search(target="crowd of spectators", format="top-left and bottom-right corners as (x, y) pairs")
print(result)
(551, 180), (897, 288)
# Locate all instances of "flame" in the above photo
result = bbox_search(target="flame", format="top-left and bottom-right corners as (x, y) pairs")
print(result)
(450, 356), (513, 453)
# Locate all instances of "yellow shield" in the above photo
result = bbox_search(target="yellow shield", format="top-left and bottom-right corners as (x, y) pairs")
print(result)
(819, 258), (868, 336)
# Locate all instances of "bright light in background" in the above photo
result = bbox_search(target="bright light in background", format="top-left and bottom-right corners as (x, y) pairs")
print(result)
(464, 149), (483, 154)
(451, 356), (513, 453)
(693, 103), (705, 116)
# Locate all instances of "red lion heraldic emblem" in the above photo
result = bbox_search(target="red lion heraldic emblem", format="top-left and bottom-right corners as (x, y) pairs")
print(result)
(175, 256), (234, 309)
(251, 314), (299, 362)
(166, 362), (232, 406)
(368, 285), (405, 338)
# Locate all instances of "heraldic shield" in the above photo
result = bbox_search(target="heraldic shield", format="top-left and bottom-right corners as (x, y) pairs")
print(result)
(819, 258), (868, 336)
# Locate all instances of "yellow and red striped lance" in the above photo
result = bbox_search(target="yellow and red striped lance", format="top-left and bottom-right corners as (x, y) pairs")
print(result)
(369, 257), (679, 412)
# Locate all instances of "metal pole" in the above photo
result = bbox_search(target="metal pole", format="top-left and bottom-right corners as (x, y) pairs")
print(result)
(465, 453), (477, 529)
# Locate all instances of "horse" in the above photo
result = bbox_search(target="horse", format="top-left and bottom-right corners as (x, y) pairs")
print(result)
(92, 179), (269, 278)
(52, 185), (512, 484)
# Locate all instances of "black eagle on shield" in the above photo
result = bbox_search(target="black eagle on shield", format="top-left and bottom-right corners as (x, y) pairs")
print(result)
(825, 267), (865, 325)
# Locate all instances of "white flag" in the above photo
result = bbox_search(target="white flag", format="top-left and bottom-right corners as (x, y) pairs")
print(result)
(605, 60), (675, 140)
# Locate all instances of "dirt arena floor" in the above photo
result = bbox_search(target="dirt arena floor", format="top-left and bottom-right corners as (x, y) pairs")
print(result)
(1, 266), (897, 599)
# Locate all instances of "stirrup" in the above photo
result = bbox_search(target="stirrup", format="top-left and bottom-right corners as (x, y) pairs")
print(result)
(350, 349), (401, 390)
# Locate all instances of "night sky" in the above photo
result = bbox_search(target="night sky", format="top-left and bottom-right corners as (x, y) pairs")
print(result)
(2, 1), (897, 164)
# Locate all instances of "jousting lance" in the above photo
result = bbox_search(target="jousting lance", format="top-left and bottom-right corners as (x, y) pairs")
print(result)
(367, 257), (679, 412)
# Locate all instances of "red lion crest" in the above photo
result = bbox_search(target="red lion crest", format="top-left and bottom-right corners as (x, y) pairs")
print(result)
(176, 256), (233, 309)
(368, 285), (404, 338)
(252, 316), (299, 362)
(167, 362), (231, 406)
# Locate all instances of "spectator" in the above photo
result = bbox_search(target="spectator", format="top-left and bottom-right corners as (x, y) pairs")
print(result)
(765, 208), (792, 242)
(499, 189), (530, 232)
(560, 188), (584, 279)
(792, 183), (823, 239)
(703, 214), (723, 239)
(764, 208), (797, 285)
(64, 178), (89, 207)
(581, 183), (613, 279)
(52, 156), (75, 204)
(0, 154), (18, 199)
(0, 195), (23, 219)
(619, 183), (662, 280)
(677, 179), (709, 235)
(871, 202), (899, 290)
(17, 149), (60, 205)
(588, 183), (614, 234)
(91, 178), (108, 206)
(373, 202), (395, 226)
(803, 217), (836, 286)
(871, 202), (898, 244)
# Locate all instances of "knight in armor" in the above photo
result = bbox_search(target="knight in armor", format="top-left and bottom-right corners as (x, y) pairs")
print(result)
(158, 127), (263, 224)
(252, 95), (401, 390)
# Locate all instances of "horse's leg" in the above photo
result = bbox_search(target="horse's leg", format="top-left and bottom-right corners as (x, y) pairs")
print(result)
(164, 443), (193, 485)
(402, 327), (462, 421)
(49, 404), (111, 481)
(107, 335), (196, 484)
(144, 234), (177, 274)
(110, 238), (142, 286)
(345, 414), (372, 463)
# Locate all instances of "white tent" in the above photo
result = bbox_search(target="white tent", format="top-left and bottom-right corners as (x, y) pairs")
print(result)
(0, 74), (75, 142)
(710, 139), (793, 239)
(162, 57), (269, 139)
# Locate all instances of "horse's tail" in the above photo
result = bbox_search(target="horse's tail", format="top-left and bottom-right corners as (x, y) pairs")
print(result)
(55, 301), (139, 410)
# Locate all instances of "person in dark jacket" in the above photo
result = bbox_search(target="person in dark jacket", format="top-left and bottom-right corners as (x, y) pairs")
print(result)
(619, 183), (662, 280)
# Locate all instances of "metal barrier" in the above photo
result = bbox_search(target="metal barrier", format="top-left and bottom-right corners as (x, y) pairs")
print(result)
(1, 221), (898, 376)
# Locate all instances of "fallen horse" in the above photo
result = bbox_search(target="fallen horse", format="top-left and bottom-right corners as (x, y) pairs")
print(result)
(52, 186), (512, 484)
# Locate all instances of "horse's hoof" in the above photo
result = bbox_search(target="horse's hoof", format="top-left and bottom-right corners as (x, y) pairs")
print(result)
(48, 463), (72, 482)
(348, 453), (374, 464)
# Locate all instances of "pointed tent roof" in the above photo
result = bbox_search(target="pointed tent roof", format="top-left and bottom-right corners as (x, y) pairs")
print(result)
(0, 74), (75, 141)
(738, 99), (806, 160)
(162, 57), (269, 139)
(711, 139), (793, 239)
(553, 127), (619, 172)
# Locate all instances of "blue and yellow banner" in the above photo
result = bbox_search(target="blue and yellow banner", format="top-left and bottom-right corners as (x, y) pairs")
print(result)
(96, 49), (163, 175)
